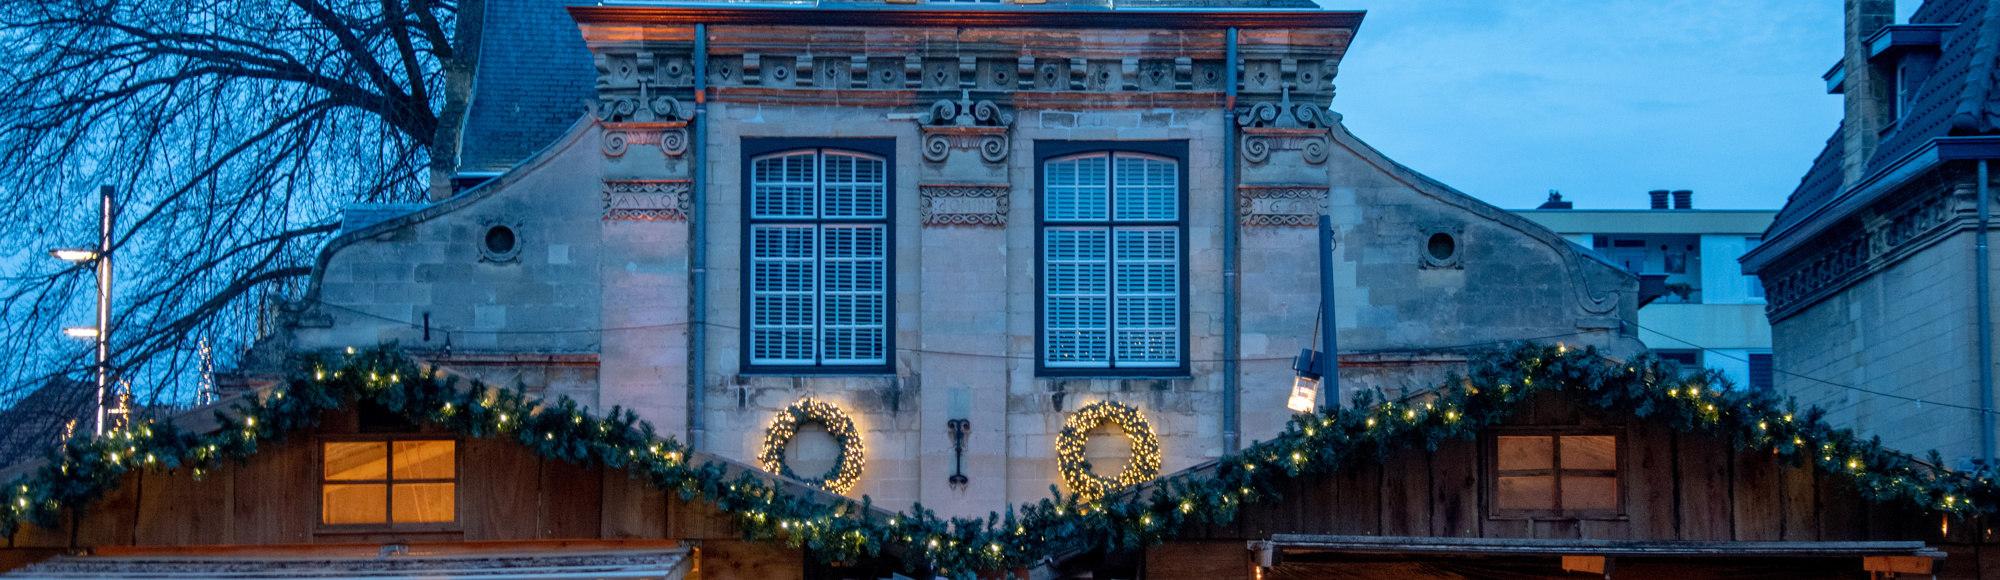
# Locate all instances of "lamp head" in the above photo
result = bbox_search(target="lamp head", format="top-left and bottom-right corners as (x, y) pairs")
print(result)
(63, 327), (99, 339)
(49, 249), (98, 262)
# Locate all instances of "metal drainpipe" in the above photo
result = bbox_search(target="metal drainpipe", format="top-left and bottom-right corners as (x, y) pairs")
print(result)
(1980, 159), (1993, 464)
(1221, 28), (1240, 453)
(688, 24), (709, 452)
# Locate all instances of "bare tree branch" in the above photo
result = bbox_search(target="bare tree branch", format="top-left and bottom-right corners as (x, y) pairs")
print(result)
(0, 0), (469, 414)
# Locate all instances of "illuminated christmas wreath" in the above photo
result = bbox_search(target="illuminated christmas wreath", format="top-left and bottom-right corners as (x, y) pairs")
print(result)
(759, 398), (866, 495)
(1057, 401), (1162, 500)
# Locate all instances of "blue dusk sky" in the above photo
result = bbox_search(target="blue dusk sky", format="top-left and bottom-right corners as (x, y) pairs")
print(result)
(1322, 1), (1919, 211)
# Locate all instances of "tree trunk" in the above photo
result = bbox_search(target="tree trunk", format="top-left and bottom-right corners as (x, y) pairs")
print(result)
(430, 0), (486, 202)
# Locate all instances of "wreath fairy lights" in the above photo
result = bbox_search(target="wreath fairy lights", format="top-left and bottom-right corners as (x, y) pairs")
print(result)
(759, 398), (866, 495)
(1057, 401), (1162, 500)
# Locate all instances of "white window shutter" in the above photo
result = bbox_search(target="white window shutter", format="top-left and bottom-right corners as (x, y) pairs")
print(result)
(820, 152), (887, 219)
(1043, 155), (1108, 222)
(820, 224), (887, 364)
(750, 225), (818, 365)
(1113, 154), (1177, 221)
(1113, 227), (1179, 366)
(751, 151), (819, 219)
(1044, 227), (1111, 367)
(748, 148), (890, 367)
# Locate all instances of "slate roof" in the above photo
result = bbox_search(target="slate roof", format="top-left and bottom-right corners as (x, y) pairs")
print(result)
(1768, 125), (1846, 237)
(457, 0), (596, 175)
(1767, 0), (1998, 239)
(0, 379), (91, 472)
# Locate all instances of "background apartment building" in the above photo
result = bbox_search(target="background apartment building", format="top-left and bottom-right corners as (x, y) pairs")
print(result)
(1518, 191), (1776, 390)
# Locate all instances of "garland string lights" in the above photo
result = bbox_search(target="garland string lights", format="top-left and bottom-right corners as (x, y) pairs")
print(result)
(1056, 401), (1161, 501)
(760, 399), (866, 495)
(2, 343), (1995, 579)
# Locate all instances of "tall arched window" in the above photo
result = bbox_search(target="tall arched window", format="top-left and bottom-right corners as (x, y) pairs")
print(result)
(1037, 143), (1187, 375)
(744, 142), (893, 371)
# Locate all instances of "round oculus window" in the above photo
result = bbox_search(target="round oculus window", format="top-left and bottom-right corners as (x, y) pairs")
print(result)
(1427, 232), (1457, 261)
(485, 226), (516, 255)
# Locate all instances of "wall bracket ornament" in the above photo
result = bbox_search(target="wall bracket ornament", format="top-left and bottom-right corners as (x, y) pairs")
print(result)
(919, 185), (1009, 226)
(916, 92), (1014, 164)
(1236, 85), (1337, 164)
(603, 180), (691, 221)
(601, 121), (689, 158)
(1236, 186), (1331, 227)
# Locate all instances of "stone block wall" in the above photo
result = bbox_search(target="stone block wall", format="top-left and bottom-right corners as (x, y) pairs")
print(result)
(296, 123), (609, 405)
(1774, 228), (1985, 463)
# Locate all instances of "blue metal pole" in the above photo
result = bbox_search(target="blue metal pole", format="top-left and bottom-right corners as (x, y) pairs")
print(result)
(1319, 214), (1339, 411)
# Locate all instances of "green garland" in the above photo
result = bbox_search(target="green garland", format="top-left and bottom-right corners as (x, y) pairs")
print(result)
(2, 344), (1994, 579)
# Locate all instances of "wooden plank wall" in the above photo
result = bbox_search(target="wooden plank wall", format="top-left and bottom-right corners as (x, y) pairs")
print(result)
(4, 420), (778, 580)
(1171, 392), (1971, 545)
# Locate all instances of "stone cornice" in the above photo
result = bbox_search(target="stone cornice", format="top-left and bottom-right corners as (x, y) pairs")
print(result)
(1760, 175), (1970, 322)
(567, 6), (1364, 31)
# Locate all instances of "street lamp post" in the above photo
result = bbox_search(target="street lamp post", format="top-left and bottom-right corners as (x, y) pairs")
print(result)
(1287, 215), (1343, 413)
(1317, 214), (1340, 412)
(52, 185), (112, 435)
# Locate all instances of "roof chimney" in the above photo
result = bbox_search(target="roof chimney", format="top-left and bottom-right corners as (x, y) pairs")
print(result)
(1841, 0), (1895, 188)
(1672, 189), (1692, 210)
(1537, 190), (1573, 210)
(1649, 190), (1670, 210)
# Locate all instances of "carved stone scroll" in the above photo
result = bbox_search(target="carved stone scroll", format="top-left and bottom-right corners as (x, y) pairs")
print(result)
(1236, 186), (1330, 227)
(1236, 87), (1337, 165)
(602, 121), (689, 158)
(916, 97), (1014, 164)
(920, 185), (1010, 226)
(604, 180), (692, 221)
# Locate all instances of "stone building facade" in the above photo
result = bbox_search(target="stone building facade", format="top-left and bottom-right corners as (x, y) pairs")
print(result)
(277, 0), (1642, 516)
(1743, 0), (2000, 466)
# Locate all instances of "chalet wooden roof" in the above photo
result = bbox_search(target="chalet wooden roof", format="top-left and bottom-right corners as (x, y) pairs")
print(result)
(1, 541), (691, 580)
(1261, 534), (1946, 559)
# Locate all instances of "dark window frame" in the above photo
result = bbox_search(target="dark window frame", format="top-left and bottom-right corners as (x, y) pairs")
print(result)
(738, 137), (899, 375)
(1484, 427), (1626, 521)
(1033, 140), (1191, 378)
(314, 434), (462, 533)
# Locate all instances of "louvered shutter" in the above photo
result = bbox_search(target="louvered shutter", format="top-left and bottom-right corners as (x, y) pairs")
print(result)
(748, 148), (889, 367)
(1113, 154), (1177, 221)
(1041, 151), (1181, 369)
(1045, 228), (1111, 366)
(1114, 227), (1179, 366)
(750, 224), (817, 365)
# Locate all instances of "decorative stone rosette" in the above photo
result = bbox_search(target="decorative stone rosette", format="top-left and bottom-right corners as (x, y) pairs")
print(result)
(603, 180), (691, 221)
(760, 399), (866, 495)
(916, 97), (1014, 164)
(1236, 186), (1331, 227)
(919, 185), (1009, 226)
(1056, 401), (1162, 501)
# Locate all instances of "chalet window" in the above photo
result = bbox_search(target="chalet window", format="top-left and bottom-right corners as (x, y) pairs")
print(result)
(741, 139), (895, 372)
(321, 439), (456, 525)
(1036, 142), (1188, 376)
(1491, 432), (1619, 518)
